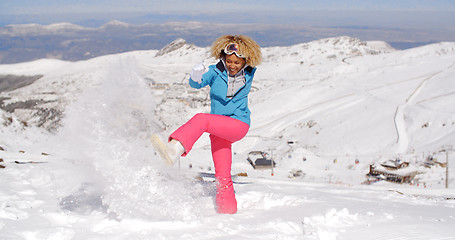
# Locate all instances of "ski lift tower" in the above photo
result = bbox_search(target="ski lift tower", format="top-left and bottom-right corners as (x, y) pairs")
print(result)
(441, 145), (453, 189)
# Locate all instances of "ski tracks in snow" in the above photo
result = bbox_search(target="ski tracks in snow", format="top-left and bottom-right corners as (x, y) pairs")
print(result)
(251, 92), (361, 135)
(394, 61), (455, 153)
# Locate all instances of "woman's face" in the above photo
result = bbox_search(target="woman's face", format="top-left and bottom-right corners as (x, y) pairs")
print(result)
(225, 54), (246, 75)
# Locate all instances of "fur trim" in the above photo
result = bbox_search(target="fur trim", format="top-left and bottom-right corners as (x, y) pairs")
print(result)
(210, 35), (262, 67)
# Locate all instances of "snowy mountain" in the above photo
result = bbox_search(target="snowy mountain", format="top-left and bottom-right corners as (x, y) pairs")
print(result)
(1, 36), (454, 239)
(2, 20), (447, 64)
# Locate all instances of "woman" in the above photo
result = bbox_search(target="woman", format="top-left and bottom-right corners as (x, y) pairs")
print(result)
(152, 35), (262, 214)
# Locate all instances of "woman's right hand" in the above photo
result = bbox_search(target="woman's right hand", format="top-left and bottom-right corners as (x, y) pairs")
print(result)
(190, 61), (208, 83)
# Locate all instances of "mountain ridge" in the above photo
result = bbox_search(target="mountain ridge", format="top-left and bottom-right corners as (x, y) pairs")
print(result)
(1, 36), (453, 157)
(0, 20), (446, 64)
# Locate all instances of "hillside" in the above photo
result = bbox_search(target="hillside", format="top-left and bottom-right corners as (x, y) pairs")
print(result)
(2, 20), (451, 64)
(0, 37), (454, 239)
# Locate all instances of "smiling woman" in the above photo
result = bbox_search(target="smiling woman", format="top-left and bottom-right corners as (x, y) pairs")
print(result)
(225, 53), (245, 76)
(151, 34), (263, 214)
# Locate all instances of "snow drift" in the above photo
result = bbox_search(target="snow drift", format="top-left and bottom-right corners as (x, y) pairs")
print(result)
(0, 36), (454, 239)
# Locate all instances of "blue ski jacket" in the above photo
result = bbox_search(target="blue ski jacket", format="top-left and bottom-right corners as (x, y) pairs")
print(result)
(189, 61), (256, 125)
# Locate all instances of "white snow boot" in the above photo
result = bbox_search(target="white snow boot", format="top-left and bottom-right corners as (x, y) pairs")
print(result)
(151, 134), (185, 166)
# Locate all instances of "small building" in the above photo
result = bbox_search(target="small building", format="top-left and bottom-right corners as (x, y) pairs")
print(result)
(380, 158), (409, 170)
(366, 164), (419, 184)
(247, 151), (276, 170)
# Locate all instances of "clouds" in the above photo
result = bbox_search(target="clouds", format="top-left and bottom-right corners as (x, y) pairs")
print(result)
(3, 0), (214, 14)
(1, 0), (454, 29)
(2, 0), (455, 15)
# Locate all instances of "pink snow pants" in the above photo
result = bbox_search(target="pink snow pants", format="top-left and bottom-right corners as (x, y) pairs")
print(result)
(169, 113), (250, 214)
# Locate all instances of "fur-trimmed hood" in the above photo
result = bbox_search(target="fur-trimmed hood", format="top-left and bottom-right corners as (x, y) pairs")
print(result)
(210, 35), (262, 67)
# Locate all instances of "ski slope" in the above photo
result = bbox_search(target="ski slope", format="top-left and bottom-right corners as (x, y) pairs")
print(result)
(1, 37), (455, 239)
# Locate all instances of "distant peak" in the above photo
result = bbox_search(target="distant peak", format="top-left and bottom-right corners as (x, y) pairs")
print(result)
(155, 38), (187, 57)
(100, 20), (130, 29)
(46, 22), (87, 31)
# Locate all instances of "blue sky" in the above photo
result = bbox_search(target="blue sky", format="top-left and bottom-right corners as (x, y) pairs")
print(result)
(1, 1), (455, 50)
(2, 0), (455, 15)
(1, 0), (454, 28)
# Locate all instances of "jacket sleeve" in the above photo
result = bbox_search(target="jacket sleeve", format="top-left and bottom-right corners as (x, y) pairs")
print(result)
(189, 65), (215, 89)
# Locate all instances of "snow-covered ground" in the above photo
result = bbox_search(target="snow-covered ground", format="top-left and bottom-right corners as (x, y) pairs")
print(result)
(1, 37), (454, 239)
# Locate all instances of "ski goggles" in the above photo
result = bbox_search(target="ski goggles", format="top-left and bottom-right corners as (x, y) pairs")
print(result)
(224, 43), (245, 58)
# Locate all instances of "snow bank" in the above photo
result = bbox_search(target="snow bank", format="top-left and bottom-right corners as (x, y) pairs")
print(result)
(1, 37), (455, 239)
